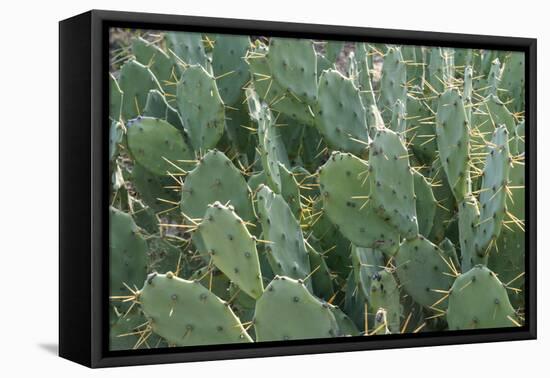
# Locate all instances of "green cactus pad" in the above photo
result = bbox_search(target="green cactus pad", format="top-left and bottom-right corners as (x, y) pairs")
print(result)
(199, 201), (264, 299)
(254, 276), (339, 341)
(489, 157), (524, 308)
(447, 265), (518, 330)
(351, 245), (385, 299)
(267, 38), (318, 105)
(247, 42), (315, 125)
(176, 65), (226, 151)
(370, 127), (418, 238)
(118, 60), (162, 121)
(247, 91), (290, 193)
(475, 125), (511, 257)
(395, 236), (455, 309)
(110, 207), (148, 296)
(165, 31), (207, 67)
(126, 116), (194, 176)
(139, 273), (253, 346)
(413, 170), (437, 236)
(458, 195), (483, 272)
(484, 59), (502, 97)
(356, 43), (377, 109)
(211, 34), (250, 106)
(256, 185), (312, 285)
(500, 52), (525, 113)
(435, 88), (471, 202)
(255, 105), (282, 191)
(379, 47), (407, 121)
(180, 149), (254, 222)
(369, 269), (401, 333)
(319, 152), (400, 256)
(315, 69), (370, 155)
(426, 47), (443, 94)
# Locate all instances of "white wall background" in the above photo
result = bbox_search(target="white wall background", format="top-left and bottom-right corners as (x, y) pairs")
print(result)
(0, 0), (545, 375)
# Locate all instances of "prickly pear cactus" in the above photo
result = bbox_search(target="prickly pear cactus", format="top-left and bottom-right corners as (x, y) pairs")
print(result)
(109, 31), (526, 349)
(118, 60), (162, 121)
(138, 273), (253, 346)
(369, 127), (418, 239)
(253, 276), (339, 341)
(256, 185), (312, 286)
(176, 65), (226, 151)
(379, 46), (407, 122)
(318, 151), (399, 255)
(447, 265), (517, 330)
(315, 69), (370, 155)
(126, 116), (193, 176)
(395, 236), (455, 310)
(266, 38), (318, 105)
(199, 201), (264, 299)
(109, 207), (148, 296)
(435, 89), (471, 202)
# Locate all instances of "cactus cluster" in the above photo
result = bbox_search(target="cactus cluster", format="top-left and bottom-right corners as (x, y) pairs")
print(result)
(108, 29), (526, 350)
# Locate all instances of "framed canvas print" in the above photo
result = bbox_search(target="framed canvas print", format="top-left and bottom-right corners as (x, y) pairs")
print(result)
(59, 10), (537, 368)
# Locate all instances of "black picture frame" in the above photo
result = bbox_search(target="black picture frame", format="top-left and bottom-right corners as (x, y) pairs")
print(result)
(59, 9), (537, 368)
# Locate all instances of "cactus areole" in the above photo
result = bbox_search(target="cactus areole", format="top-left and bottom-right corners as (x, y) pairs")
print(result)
(59, 10), (535, 368)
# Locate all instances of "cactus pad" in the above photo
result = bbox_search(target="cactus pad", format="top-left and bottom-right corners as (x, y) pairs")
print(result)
(253, 276), (339, 341)
(318, 151), (399, 255)
(199, 201), (264, 299)
(435, 89), (471, 201)
(139, 273), (253, 346)
(110, 207), (148, 296)
(256, 185), (312, 285)
(447, 265), (518, 330)
(176, 65), (226, 151)
(315, 69), (370, 155)
(395, 236), (455, 309)
(369, 127), (418, 239)
(126, 116), (193, 176)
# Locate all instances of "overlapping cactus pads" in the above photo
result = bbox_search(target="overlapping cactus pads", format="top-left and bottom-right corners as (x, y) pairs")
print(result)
(108, 28), (526, 350)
